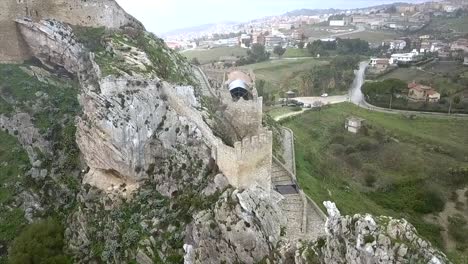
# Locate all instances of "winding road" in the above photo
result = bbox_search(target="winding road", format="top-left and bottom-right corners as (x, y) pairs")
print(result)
(349, 61), (468, 119)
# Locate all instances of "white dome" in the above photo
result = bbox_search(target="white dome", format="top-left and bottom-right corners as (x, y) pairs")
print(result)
(228, 79), (248, 92)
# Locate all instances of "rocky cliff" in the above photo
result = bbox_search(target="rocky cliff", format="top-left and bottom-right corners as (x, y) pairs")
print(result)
(0, 1), (456, 263)
(298, 202), (451, 264)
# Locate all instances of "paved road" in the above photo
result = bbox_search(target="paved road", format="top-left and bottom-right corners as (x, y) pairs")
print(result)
(274, 95), (348, 121)
(349, 61), (468, 119)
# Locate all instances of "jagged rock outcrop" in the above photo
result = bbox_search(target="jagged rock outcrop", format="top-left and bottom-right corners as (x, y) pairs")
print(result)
(0, 0), (143, 62)
(185, 187), (286, 264)
(315, 201), (450, 264)
(16, 18), (83, 73)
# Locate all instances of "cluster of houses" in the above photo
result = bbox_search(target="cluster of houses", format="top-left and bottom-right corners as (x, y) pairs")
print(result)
(368, 35), (468, 75)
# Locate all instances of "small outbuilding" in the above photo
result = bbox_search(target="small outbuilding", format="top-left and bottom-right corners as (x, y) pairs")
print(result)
(345, 117), (365, 134)
(286, 91), (296, 99)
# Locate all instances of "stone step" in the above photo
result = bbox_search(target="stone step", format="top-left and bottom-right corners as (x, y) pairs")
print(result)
(272, 176), (292, 182)
(274, 181), (295, 187)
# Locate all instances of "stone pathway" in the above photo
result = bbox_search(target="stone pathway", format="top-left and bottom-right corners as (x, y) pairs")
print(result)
(272, 160), (295, 187)
(192, 66), (214, 97)
(273, 128), (327, 241)
(279, 193), (304, 240)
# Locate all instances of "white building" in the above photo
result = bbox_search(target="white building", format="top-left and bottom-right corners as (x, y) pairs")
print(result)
(265, 35), (283, 48)
(329, 20), (346, 27)
(345, 117), (365, 134)
(389, 40), (407, 50)
(390, 50), (419, 64)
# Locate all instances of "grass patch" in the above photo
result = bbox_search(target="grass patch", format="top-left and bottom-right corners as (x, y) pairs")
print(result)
(239, 58), (328, 97)
(283, 48), (311, 58)
(340, 30), (399, 43)
(183, 47), (248, 64)
(281, 102), (468, 255)
(0, 64), (80, 133)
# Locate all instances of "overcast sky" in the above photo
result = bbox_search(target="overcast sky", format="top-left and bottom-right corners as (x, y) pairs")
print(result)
(115, 0), (427, 34)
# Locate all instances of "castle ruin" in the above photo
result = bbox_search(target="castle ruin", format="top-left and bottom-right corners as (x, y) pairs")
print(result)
(0, 0), (142, 63)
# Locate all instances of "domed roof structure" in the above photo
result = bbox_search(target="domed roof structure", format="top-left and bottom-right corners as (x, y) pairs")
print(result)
(226, 71), (253, 100)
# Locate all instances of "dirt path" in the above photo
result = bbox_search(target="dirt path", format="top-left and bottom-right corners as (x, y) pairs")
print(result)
(424, 187), (468, 251)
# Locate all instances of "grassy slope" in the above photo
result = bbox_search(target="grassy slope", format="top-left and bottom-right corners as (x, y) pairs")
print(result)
(0, 131), (29, 263)
(182, 47), (248, 64)
(340, 30), (399, 43)
(239, 58), (328, 96)
(283, 48), (311, 58)
(426, 16), (468, 34)
(281, 103), (468, 258)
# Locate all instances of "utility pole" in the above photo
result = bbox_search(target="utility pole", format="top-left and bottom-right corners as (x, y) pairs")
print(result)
(389, 94), (393, 109)
(448, 99), (452, 115)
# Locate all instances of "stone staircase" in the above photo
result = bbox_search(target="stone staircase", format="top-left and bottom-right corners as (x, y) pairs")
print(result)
(272, 160), (295, 187)
(272, 128), (327, 242)
(193, 66), (213, 97)
(279, 193), (304, 239)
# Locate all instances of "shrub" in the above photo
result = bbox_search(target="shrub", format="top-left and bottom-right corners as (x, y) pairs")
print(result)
(346, 154), (362, 169)
(455, 201), (464, 211)
(447, 167), (468, 186)
(9, 218), (71, 264)
(365, 174), (377, 187)
(329, 144), (346, 156)
(345, 145), (357, 155)
(291, 106), (302, 112)
(448, 214), (468, 247)
(412, 189), (445, 214)
(356, 138), (378, 152)
(330, 135), (345, 144)
(449, 191), (458, 202)
(363, 234), (375, 244)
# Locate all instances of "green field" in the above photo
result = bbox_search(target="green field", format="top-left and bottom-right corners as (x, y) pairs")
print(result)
(280, 103), (468, 261)
(339, 30), (399, 43)
(283, 48), (311, 58)
(239, 58), (328, 96)
(427, 16), (468, 34)
(182, 47), (248, 64)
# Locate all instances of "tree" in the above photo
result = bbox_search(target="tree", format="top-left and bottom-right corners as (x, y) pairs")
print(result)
(453, 95), (461, 105)
(298, 42), (305, 49)
(273, 45), (286, 58)
(9, 218), (71, 264)
(190, 57), (200, 66)
(247, 44), (270, 63)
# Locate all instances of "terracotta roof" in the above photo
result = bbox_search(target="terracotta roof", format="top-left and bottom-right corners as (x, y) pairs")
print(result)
(408, 82), (433, 92)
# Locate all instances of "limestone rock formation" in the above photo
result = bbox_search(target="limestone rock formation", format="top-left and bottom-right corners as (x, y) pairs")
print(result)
(2, 1), (456, 263)
(315, 201), (451, 264)
(0, 0), (143, 62)
(185, 187), (286, 264)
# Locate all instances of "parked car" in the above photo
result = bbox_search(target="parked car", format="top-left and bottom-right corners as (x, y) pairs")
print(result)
(321, 93), (328, 97)
(304, 104), (311, 108)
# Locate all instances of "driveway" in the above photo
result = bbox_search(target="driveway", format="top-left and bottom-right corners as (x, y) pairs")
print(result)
(295, 95), (348, 106)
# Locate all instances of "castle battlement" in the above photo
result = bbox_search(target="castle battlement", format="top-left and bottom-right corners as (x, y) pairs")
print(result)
(234, 131), (272, 160)
(214, 130), (272, 192)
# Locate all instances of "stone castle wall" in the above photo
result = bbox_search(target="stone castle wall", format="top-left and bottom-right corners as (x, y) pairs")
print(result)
(0, 0), (142, 62)
(224, 96), (263, 139)
(215, 130), (272, 191)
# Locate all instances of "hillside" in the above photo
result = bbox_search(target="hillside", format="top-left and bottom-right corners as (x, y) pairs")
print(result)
(280, 103), (468, 263)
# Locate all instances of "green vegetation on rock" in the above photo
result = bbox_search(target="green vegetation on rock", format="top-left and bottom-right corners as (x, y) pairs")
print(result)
(0, 131), (30, 263)
(74, 27), (195, 85)
(9, 218), (71, 264)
